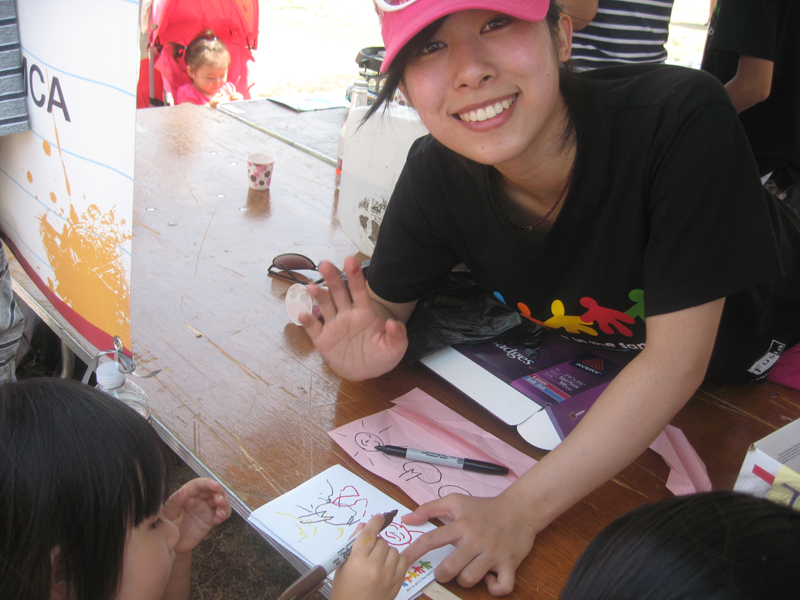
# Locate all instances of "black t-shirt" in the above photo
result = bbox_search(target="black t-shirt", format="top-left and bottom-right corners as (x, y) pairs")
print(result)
(701, 0), (800, 185)
(368, 65), (800, 382)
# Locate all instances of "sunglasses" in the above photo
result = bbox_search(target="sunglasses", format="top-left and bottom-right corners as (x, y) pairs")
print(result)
(268, 253), (325, 285)
(374, 0), (421, 12)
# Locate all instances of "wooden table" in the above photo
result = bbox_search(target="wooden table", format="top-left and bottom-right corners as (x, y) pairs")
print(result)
(218, 98), (347, 166)
(12, 103), (800, 600)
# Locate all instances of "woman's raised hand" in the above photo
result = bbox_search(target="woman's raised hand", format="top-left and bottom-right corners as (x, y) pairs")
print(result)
(299, 256), (408, 381)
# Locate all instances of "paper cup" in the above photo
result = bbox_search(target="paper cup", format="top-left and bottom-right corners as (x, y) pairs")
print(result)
(285, 283), (320, 325)
(246, 153), (275, 190)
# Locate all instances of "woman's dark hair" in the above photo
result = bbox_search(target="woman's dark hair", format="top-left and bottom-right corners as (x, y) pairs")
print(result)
(560, 491), (800, 600)
(174, 29), (231, 70)
(0, 378), (169, 600)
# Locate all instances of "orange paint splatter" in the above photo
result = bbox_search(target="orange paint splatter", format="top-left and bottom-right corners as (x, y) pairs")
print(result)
(43, 140), (51, 156)
(38, 204), (131, 347)
(49, 192), (57, 203)
(26, 171), (33, 183)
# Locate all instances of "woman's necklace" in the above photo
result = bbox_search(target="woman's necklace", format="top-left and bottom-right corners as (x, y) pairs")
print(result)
(493, 154), (578, 231)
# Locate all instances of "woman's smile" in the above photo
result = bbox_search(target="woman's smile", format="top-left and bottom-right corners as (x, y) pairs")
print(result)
(456, 93), (517, 122)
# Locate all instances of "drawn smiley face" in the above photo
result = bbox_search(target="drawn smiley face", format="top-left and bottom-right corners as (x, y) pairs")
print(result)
(354, 432), (384, 452)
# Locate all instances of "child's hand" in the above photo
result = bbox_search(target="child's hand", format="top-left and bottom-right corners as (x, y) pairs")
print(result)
(229, 92), (244, 101)
(163, 477), (231, 555)
(331, 514), (409, 600)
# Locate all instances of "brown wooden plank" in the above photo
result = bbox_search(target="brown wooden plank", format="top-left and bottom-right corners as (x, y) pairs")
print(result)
(218, 99), (347, 164)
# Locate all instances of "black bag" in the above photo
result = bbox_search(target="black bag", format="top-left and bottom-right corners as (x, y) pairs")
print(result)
(404, 271), (544, 364)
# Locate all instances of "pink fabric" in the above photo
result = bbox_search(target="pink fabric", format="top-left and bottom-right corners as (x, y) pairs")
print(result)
(154, 44), (254, 101)
(378, 0), (549, 72)
(175, 81), (237, 106)
(145, 0), (258, 100)
(768, 342), (800, 391)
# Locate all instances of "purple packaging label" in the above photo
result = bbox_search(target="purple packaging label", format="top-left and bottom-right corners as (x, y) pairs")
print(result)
(512, 352), (621, 404)
(454, 335), (591, 384)
(547, 382), (612, 439)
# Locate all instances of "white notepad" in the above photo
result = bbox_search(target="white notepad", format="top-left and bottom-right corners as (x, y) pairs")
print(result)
(248, 465), (452, 600)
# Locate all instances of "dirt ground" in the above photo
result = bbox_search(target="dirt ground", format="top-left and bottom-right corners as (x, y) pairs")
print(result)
(186, 2), (713, 599)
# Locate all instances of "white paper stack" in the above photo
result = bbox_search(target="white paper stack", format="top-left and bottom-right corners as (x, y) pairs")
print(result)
(248, 464), (452, 600)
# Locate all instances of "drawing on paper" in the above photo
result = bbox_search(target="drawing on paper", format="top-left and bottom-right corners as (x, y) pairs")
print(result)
(333, 421), (477, 498)
(381, 521), (425, 547)
(294, 480), (369, 527)
(354, 430), (386, 453)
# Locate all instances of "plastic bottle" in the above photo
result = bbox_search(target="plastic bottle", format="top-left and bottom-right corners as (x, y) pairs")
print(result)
(95, 361), (151, 420)
(335, 79), (370, 190)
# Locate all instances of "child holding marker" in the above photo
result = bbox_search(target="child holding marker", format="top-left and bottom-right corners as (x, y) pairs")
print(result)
(0, 378), (406, 600)
(175, 31), (244, 108)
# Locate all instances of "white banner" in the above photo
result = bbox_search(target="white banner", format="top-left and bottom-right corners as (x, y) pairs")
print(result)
(0, 0), (139, 351)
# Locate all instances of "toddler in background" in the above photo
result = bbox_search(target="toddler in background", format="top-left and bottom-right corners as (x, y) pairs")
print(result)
(0, 378), (406, 600)
(175, 31), (243, 108)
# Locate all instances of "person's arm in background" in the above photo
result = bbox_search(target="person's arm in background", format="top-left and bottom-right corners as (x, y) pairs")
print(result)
(725, 55), (774, 113)
(560, 0), (598, 31)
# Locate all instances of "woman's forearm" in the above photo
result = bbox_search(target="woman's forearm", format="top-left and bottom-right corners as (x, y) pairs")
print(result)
(504, 300), (724, 533)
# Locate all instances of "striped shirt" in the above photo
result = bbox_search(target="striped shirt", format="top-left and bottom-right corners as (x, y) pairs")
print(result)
(0, 0), (28, 136)
(570, 0), (676, 71)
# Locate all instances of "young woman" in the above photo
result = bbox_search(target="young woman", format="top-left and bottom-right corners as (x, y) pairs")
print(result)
(298, 0), (800, 595)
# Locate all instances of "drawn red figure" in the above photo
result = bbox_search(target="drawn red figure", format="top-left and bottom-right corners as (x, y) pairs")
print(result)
(380, 521), (425, 548)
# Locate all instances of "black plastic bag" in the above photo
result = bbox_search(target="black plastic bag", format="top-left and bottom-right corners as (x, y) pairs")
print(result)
(404, 271), (543, 364)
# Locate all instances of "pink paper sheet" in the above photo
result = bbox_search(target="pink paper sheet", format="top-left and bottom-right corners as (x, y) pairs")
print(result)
(329, 388), (537, 506)
(329, 389), (711, 506)
(649, 424), (712, 495)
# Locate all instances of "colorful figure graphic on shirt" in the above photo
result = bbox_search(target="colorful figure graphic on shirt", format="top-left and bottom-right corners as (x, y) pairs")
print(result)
(516, 301), (547, 327)
(626, 289), (646, 322)
(543, 300), (598, 335)
(579, 297), (636, 336)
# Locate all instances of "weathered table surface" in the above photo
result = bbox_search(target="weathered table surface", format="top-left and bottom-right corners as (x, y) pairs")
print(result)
(218, 98), (347, 166)
(11, 103), (800, 600)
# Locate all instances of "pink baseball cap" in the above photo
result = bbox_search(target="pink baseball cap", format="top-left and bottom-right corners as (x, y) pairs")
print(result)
(376, 0), (551, 72)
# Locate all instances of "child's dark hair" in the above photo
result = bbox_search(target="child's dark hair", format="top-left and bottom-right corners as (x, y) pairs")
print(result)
(0, 378), (170, 600)
(174, 29), (231, 70)
(559, 491), (800, 600)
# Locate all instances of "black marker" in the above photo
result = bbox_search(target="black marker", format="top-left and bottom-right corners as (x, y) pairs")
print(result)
(277, 510), (398, 600)
(375, 445), (509, 476)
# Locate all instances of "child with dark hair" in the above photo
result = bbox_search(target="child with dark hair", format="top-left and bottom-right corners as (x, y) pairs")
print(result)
(0, 378), (407, 600)
(560, 491), (800, 600)
(175, 31), (243, 108)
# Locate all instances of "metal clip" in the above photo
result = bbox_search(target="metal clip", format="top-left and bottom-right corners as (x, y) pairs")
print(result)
(81, 336), (160, 384)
